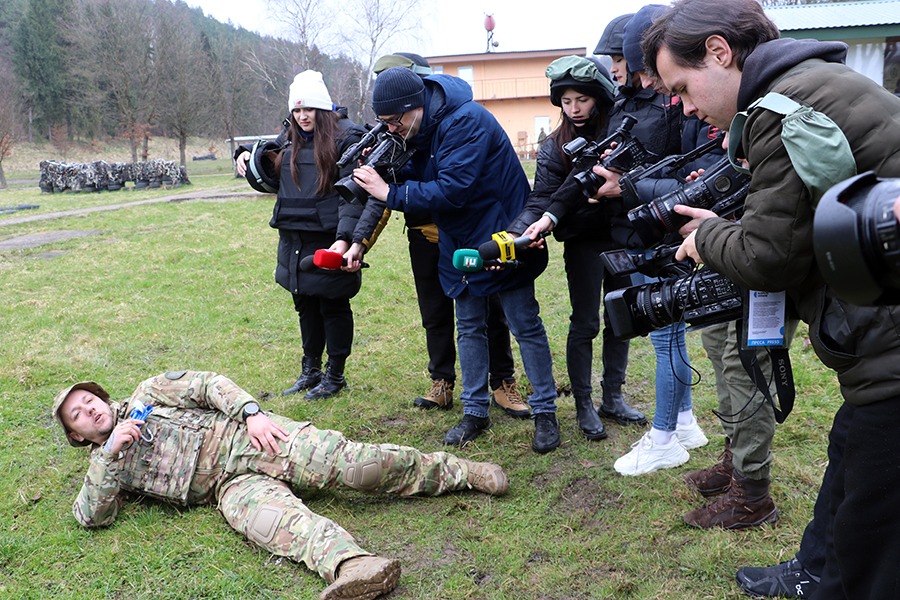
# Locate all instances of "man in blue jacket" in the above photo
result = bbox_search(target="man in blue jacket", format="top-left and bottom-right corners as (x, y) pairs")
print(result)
(351, 67), (560, 453)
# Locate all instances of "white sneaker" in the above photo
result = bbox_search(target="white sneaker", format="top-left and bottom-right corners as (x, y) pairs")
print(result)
(675, 419), (709, 450)
(614, 432), (690, 476)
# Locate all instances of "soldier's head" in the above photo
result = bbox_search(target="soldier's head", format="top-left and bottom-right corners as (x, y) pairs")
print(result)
(53, 382), (115, 447)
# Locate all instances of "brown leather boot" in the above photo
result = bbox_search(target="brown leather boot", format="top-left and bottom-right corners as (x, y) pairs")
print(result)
(320, 555), (401, 600)
(683, 470), (778, 530)
(491, 378), (531, 418)
(683, 438), (733, 497)
(413, 378), (454, 410)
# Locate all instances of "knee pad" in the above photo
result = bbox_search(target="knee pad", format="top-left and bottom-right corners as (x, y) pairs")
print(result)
(341, 458), (381, 491)
(247, 504), (284, 545)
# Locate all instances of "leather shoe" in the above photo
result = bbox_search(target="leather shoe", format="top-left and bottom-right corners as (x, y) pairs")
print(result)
(598, 391), (647, 425)
(305, 362), (346, 400)
(574, 396), (607, 441)
(282, 356), (323, 396)
(532, 412), (560, 454)
(444, 415), (490, 446)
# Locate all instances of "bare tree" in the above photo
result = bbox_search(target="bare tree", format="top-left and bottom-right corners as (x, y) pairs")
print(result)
(154, 1), (212, 166)
(70, 0), (158, 162)
(0, 59), (21, 188)
(339, 0), (423, 123)
(268, 0), (330, 71)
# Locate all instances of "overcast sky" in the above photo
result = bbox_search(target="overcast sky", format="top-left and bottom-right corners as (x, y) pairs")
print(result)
(185, 0), (663, 58)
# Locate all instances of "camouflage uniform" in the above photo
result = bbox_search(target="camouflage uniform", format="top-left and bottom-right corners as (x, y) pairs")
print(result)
(66, 370), (471, 582)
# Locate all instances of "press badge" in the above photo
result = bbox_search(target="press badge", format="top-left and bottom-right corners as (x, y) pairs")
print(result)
(744, 290), (788, 348)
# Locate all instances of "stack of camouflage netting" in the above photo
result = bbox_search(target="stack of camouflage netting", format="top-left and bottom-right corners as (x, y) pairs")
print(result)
(38, 159), (190, 193)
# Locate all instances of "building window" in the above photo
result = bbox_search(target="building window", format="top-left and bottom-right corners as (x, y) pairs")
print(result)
(457, 66), (474, 88)
(432, 65), (443, 74)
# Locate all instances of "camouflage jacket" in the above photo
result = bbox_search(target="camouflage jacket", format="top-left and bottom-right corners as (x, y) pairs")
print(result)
(72, 371), (301, 528)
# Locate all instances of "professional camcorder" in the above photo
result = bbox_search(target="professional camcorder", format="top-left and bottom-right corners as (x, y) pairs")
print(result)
(814, 171), (900, 305)
(334, 123), (415, 205)
(601, 246), (742, 339)
(562, 114), (654, 197)
(623, 141), (750, 247)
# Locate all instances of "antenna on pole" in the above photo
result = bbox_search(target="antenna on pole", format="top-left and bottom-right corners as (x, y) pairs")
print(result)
(484, 14), (499, 52)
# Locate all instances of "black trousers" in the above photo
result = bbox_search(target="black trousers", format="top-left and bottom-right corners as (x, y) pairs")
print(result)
(796, 402), (853, 578)
(563, 237), (632, 400)
(815, 397), (900, 599)
(291, 293), (353, 364)
(407, 228), (514, 385)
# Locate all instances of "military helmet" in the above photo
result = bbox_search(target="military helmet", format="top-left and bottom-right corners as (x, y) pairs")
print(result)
(52, 381), (111, 447)
(374, 52), (433, 76)
(593, 13), (635, 56)
(546, 55), (616, 108)
(246, 140), (281, 194)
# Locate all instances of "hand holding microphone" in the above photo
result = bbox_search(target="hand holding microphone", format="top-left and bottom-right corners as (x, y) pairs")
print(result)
(477, 230), (549, 262)
(300, 249), (369, 271)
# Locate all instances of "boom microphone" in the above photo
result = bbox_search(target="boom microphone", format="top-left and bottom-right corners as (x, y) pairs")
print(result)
(477, 231), (548, 262)
(299, 249), (369, 271)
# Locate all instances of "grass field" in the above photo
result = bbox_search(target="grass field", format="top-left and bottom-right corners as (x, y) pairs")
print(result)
(0, 147), (840, 599)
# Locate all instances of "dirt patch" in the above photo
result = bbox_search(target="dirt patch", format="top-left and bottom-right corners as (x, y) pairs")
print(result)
(0, 230), (101, 251)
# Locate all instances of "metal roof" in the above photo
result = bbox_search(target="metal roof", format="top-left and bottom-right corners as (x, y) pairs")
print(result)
(765, 0), (900, 31)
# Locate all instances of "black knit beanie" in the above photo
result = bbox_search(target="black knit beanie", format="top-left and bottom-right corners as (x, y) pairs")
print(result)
(372, 67), (426, 116)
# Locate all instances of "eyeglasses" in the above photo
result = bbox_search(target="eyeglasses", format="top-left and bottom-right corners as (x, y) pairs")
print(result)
(376, 113), (405, 127)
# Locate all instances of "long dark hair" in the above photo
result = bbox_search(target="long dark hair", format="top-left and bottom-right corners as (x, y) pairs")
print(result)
(275, 109), (343, 196)
(548, 94), (610, 173)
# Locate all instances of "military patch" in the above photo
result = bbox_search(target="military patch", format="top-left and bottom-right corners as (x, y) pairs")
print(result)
(164, 370), (188, 380)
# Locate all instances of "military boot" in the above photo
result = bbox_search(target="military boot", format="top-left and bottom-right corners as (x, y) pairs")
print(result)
(574, 396), (607, 441)
(305, 360), (347, 400)
(598, 385), (647, 425)
(684, 438), (733, 497)
(282, 356), (323, 396)
(683, 470), (778, 530)
(413, 378), (454, 410)
(319, 555), (401, 600)
(491, 378), (531, 418)
(460, 459), (509, 495)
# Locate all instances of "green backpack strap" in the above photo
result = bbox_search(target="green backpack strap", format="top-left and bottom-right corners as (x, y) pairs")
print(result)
(728, 91), (857, 205)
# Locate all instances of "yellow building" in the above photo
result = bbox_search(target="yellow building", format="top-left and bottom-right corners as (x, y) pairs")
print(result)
(427, 48), (586, 158)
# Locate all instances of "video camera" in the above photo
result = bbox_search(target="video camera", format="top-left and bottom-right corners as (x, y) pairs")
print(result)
(334, 123), (415, 205)
(562, 114), (655, 198)
(814, 171), (900, 305)
(623, 140), (750, 247)
(600, 245), (742, 339)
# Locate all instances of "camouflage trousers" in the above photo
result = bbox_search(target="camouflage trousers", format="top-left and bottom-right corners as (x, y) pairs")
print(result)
(216, 419), (469, 581)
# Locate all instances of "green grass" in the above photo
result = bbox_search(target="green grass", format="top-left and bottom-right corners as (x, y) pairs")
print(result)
(0, 177), (840, 599)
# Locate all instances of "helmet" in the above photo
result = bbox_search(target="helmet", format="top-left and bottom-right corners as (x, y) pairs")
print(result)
(594, 13), (635, 56)
(374, 52), (433, 77)
(246, 140), (281, 194)
(52, 381), (111, 447)
(546, 55), (616, 108)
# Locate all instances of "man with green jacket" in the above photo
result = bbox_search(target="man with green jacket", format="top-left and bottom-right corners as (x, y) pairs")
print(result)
(642, 0), (900, 597)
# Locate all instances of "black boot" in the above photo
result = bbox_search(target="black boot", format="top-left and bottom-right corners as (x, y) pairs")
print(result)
(598, 386), (647, 425)
(305, 360), (347, 400)
(574, 396), (607, 440)
(532, 412), (560, 454)
(282, 356), (323, 396)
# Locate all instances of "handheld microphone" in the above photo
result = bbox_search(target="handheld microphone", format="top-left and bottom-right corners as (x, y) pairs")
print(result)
(452, 248), (519, 272)
(477, 231), (548, 262)
(300, 249), (369, 271)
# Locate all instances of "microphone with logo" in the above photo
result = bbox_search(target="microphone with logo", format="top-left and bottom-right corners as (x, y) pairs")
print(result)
(477, 231), (549, 263)
(452, 248), (519, 272)
(300, 249), (369, 272)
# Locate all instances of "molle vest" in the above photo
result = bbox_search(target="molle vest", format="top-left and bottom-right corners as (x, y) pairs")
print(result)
(270, 145), (340, 232)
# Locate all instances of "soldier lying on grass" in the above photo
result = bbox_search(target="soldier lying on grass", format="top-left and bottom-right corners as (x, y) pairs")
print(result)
(53, 370), (508, 600)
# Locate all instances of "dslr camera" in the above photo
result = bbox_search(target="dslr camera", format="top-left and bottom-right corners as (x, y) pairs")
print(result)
(562, 115), (654, 198)
(600, 245), (742, 339)
(335, 123), (415, 205)
(814, 171), (900, 305)
(622, 137), (750, 247)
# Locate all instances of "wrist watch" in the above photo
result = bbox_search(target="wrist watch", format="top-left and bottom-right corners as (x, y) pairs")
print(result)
(241, 402), (261, 421)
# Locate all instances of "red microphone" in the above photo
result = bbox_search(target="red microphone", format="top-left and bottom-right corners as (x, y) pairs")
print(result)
(300, 249), (369, 271)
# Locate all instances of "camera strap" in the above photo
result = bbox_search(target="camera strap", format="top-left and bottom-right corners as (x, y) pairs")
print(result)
(736, 318), (795, 424)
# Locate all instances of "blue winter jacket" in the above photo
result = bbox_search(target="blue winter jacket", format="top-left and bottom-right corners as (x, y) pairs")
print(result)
(385, 74), (542, 298)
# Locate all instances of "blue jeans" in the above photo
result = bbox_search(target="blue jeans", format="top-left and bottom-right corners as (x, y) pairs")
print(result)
(455, 284), (557, 417)
(648, 322), (692, 432)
